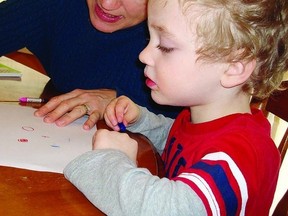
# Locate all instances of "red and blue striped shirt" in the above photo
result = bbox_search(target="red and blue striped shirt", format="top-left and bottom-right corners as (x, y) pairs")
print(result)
(162, 108), (280, 215)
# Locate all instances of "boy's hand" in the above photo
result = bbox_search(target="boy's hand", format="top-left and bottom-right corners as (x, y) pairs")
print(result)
(93, 129), (138, 164)
(104, 96), (140, 131)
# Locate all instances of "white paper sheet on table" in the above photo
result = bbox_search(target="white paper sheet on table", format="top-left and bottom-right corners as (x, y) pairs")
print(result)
(0, 103), (96, 173)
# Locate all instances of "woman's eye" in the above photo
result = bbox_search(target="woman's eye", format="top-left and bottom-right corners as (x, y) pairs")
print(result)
(157, 45), (174, 53)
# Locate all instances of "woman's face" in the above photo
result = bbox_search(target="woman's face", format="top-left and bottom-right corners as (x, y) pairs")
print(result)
(86, 0), (148, 33)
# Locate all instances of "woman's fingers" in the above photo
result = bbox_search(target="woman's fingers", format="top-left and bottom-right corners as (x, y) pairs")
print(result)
(34, 89), (83, 117)
(34, 89), (117, 129)
(54, 105), (90, 127)
(83, 111), (102, 130)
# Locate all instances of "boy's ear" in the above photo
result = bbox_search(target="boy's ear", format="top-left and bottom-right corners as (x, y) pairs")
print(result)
(220, 59), (256, 88)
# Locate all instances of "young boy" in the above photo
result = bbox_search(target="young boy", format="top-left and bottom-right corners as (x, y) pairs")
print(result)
(64, 0), (288, 215)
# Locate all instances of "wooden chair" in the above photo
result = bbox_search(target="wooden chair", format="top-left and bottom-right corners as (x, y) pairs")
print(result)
(253, 80), (288, 216)
(266, 80), (288, 216)
(265, 81), (288, 165)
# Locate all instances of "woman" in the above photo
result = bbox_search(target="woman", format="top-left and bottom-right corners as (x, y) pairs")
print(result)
(0, 0), (180, 130)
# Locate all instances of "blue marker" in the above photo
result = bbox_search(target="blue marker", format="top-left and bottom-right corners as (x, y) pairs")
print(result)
(118, 122), (126, 132)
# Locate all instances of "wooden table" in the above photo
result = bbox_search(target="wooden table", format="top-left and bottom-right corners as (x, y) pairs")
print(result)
(0, 55), (163, 216)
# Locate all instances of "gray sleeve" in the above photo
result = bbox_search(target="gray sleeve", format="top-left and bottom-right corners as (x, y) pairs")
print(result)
(127, 106), (174, 155)
(64, 150), (207, 216)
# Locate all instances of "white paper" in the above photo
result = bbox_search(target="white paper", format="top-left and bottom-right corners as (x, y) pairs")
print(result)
(0, 104), (96, 173)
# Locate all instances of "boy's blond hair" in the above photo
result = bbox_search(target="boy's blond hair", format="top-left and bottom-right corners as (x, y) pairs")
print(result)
(181, 0), (288, 99)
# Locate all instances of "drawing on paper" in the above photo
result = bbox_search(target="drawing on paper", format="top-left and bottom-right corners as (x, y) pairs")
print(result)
(22, 126), (34, 131)
(18, 138), (28, 142)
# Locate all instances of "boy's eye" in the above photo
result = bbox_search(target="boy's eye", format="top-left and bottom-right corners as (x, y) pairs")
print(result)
(157, 45), (174, 53)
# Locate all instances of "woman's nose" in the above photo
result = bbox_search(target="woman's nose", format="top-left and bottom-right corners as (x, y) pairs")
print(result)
(99, 0), (121, 11)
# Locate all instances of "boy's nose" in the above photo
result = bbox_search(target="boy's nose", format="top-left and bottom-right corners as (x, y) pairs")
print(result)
(139, 43), (153, 66)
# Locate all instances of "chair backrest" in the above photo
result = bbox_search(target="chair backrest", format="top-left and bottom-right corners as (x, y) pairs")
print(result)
(263, 80), (288, 216)
(265, 81), (288, 166)
(273, 189), (288, 216)
(251, 80), (288, 216)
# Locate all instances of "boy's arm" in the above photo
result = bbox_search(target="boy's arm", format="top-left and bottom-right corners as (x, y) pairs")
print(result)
(64, 150), (206, 216)
(127, 106), (174, 154)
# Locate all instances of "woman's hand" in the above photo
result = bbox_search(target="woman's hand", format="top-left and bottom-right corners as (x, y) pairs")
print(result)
(93, 129), (138, 164)
(104, 96), (141, 131)
(34, 89), (116, 130)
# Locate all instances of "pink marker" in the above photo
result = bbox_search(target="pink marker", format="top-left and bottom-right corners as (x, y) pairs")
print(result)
(19, 97), (46, 103)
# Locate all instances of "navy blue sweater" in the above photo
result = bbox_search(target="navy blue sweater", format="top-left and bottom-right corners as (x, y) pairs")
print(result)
(0, 0), (181, 117)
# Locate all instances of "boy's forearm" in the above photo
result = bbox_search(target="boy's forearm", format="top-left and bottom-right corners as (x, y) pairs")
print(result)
(64, 150), (206, 216)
